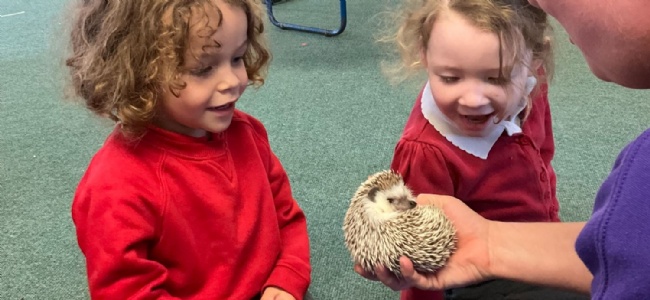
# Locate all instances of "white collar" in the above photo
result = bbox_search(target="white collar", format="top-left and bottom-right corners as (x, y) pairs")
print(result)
(420, 81), (528, 159)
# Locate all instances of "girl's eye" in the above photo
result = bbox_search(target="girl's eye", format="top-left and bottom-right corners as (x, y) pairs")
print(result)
(440, 76), (459, 84)
(233, 56), (244, 64)
(191, 66), (213, 77)
(487, 77), (509, 85)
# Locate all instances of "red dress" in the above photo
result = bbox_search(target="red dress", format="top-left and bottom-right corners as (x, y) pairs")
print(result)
(392, 83), (558, 300)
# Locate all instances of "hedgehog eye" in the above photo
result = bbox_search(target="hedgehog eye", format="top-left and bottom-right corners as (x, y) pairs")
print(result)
(387, 198), (395, 203)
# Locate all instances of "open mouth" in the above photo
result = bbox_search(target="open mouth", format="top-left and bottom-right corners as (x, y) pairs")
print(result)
(207, 102), (235, 111)
(462, 113), (494, 124)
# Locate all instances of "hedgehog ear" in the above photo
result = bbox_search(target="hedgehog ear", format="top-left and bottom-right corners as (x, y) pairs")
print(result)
(368, 187), (379, 201)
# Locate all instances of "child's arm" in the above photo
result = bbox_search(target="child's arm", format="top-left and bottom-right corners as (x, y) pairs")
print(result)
(262, 152), (311, 299)
(391, 140), (455, 196)
(244, 114), (310, 299)
(73, 187), (179, 299)
(535, 84), (557, 204)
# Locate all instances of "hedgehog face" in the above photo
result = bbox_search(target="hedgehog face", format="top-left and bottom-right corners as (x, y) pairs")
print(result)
(368, 182), (416, 213)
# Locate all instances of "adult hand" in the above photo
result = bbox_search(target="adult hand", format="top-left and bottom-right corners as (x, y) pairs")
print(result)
(374, 194), (495, 291)
(260, 286), (296, 300)
(354, 264), (379, 281)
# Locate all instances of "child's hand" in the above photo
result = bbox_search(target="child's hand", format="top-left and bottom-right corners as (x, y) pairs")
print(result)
(261, 286), (296, 300)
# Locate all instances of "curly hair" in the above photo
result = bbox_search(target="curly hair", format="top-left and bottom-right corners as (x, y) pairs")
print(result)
(380, 0), (553, 86)
(64, 0), (270, 137)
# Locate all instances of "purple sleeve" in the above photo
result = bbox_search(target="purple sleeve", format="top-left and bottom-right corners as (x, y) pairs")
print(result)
(575, 129), (650, 298)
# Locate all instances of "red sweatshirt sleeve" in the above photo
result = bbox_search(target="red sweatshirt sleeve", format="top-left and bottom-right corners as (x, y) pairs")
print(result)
(72, 181), (179, 300)
(247, 119), (311, 299)
(262, 152), (312, 299)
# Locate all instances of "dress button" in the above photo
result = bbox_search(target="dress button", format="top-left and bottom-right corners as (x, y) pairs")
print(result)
(540, 170), (547, 182)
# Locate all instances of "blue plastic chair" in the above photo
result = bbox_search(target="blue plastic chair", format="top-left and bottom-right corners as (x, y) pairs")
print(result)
(266, 0), (347, 37)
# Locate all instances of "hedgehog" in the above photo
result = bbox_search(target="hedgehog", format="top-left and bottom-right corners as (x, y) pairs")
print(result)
(343, 170), (457, 277)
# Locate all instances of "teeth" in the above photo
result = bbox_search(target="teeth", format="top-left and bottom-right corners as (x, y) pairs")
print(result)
(465, 115), (490, 124)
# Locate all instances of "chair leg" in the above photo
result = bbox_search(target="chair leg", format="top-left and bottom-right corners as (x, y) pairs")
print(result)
(266, 0), (347, 37)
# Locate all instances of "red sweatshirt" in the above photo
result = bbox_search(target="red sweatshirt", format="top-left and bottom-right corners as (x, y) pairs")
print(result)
(392, 84), (558, 300)
(72, 110), (311, 300)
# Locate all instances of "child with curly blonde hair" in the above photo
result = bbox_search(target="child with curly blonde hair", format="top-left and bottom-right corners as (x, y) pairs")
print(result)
(357, 0), (588, 299)
(64, 0), (310, 299)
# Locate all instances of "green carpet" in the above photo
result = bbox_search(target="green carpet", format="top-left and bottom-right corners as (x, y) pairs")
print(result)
(1, 0), (648, 299)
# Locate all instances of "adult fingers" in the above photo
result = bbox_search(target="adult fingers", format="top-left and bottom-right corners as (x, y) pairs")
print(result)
(354, 264), (379, 281)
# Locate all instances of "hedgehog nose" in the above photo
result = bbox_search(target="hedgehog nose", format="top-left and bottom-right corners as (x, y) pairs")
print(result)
(409, 201), (416, 208)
